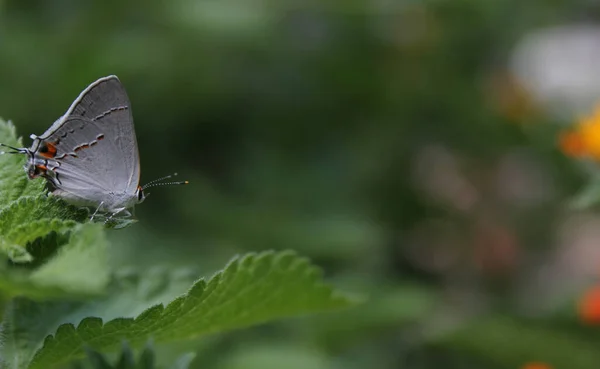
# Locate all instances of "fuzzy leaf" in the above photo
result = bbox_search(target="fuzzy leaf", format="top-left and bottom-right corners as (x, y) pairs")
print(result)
(27, 251), (356, 369)
(0, 195), (89, 261)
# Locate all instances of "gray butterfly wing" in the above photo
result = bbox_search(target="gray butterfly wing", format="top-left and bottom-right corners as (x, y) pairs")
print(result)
(30, 76), (140, 202)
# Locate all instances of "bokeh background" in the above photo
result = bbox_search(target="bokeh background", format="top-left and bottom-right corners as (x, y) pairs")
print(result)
(4, 1), (600, 368)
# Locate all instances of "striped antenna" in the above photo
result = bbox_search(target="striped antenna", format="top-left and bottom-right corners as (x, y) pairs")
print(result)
(142, 172), (189, 190)
(0, 143), (28, 155)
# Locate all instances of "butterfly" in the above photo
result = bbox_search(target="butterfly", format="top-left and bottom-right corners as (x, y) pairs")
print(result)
(0, 76), (187, 222)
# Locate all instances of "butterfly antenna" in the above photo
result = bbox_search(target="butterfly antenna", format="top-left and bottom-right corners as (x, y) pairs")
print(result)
(0, 143), (28, 155)
(142, 173), (189, 190)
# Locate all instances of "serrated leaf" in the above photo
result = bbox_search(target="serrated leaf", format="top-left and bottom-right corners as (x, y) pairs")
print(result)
(28, 251), (356, 369)
(2, 265), (203, 368)
(2, 298), (83, 369)
(0, 195), (88, 234)
(2, 218), (77, 263)
(0, 223), (108, 300)
(6, 219), (77, 247)
(0, 195), (89, 262)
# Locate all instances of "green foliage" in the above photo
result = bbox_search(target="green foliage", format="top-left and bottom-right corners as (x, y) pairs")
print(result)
(26, 251), (353, 369)
(4, 2), (596, 366)
(0, 120), (89, 264)
(430, 317), (600, 368)
(0, 119), (355, 369)
(1, 268), (197, 369)
(0, 119), (105, 298)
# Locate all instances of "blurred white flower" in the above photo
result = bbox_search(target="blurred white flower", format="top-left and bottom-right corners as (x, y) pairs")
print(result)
(511, 25), (600, 120)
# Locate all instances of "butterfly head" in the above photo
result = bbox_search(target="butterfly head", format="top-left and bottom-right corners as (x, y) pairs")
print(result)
(0, 142), (39, 176)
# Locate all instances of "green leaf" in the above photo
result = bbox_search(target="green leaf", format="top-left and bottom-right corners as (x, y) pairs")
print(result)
(0, 223), (108, 300)
(28, 251), (356, 369)
(2, 297), (82, 369)
(0, 196), (89, 262)
(2, 266), (197, 369)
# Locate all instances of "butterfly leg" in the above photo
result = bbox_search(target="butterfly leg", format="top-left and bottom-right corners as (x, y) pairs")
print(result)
(103, 207), (131, 225)
(90, 201), (105, 221)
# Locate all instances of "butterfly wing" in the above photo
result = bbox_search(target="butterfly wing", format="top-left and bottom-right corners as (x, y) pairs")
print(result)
(30, 76), (141, 206)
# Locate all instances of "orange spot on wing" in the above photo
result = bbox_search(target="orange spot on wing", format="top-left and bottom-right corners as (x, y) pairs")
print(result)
(39, 142), (58, 158)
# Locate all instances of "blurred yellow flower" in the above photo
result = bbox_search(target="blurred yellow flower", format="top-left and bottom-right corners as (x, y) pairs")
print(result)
(560, 105), (600, 159)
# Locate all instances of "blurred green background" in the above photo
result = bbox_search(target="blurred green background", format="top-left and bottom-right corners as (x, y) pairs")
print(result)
(3, 0), (600, 368)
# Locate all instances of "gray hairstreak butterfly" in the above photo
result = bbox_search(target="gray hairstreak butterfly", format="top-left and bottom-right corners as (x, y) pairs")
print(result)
(0, 75), (188, 223)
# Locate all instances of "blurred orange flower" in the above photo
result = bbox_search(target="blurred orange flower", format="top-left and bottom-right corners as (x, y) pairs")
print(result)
(578, 285), (600, 325)
(520, 362), (552, 369)
(560, 105), (600, 159)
